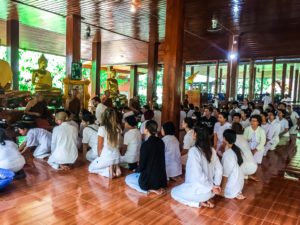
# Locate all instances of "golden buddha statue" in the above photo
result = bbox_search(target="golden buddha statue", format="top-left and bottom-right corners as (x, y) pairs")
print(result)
(32, 54), (61, 94)
(0, 59), (13, 90)
(106, 69), (119, 100)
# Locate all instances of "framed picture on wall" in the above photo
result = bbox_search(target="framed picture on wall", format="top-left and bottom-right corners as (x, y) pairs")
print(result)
(71, 62), (82, 80)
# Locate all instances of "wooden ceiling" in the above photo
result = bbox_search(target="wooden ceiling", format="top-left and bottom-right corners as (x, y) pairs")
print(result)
(1, 0), (300, 64)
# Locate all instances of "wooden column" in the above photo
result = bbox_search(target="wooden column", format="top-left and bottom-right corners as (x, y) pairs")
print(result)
(162, 0), (184, 135)
(66, 14), (81, 77)
(271, 58), (276, 102)
(242, 64), (247, 98)
(227, 34), (239, 100)
(294, 69), (299, 101)
(298, 73), (300, 102)
(260, 67), (264, 97)
(281, 63), (287, 98)
(248, 59), (255, 100)
(191, 66), (194, 75)
(147, 42), (158, 104)
(219, 68), (223, 93)
(91, 30), (101, 95)
(181, 63), (186, 103)
(6, 15), (19, 90)
(130, 65), (138, 98)
(214, 60), (219, 95)
(206, 65), (210, 93)
(288, 65), (294, 97)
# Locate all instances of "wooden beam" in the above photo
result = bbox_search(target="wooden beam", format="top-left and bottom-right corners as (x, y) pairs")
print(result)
(229, 35), (239, 100)
(242, 64), (247, 98)
(271, 58), (276, 102)
(294, 69), (299, 101)
(288, 65), (294, 97)
(214, 60), (219, 95)
(91, 30), (101, 95)
(66, 14), (81, 77)
(281, 63), (287, 98)
(260, 67), (264, 97)
(248, 59), (255, 100)
(130, 65), (138, 98)
(162, 0), (184, 136)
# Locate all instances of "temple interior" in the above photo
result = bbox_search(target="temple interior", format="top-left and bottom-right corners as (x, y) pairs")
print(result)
(0, 0), (300, 224)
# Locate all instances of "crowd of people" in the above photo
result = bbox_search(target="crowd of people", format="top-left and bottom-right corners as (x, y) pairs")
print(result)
(0, 91), (299, 209)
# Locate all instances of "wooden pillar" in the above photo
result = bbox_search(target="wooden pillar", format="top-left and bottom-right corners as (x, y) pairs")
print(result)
(248, 59), (255, 100)
(206, 65), (210, 93)
(162, 0), (184, 135)
(130, 65), (138, 98)
(242, 64), (247, 98)
(214, 60), (219, 95)
(181, 63), (186, 103)
(219, 68), (223, 93)
(281, 63), (287, 98)
(288, 65), (294, 97)
(66, 14), (81, 77)
(191, 66), (194, 75)
(227, 35), (239, 100)
(6, 5), (19, 90)
(294, 69), (299, 101)
(260, 67), (264, 97)
(147, 42), (158, 104)
(91, 30), (101, 95)
(298, 73), (300, 102)
(271, 58), (276, 102)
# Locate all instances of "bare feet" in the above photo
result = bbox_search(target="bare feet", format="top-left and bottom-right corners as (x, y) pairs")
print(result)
(249, 175), (259, 182)
(235, 193), (246, 200)
(59, 165), (71, 171)
(115, 165), (122, 177)
(200, 201), (215, 208)
(148, 188), (166, 195)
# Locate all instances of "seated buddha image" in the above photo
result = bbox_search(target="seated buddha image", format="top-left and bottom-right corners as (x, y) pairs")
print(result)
(32, 54), (61, 94)
(0, 59), (13, 91)
(106, 69), (119, 99)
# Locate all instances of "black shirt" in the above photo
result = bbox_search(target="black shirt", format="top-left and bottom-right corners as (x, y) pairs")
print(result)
(200, 116), (217, 135)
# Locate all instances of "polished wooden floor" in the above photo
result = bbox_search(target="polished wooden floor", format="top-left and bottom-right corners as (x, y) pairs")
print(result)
(1, 137), (300, 225)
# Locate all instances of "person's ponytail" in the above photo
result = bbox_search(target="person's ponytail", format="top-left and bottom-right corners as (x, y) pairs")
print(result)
(231, 144), (243, 166)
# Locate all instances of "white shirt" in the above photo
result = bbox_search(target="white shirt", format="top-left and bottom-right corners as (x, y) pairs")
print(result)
(262, 95), (272, 106)
(222, 148), (244, 199)
(180, 111), (186, 129)
(26, 128), (52, 158)
(276, 118), (290, 137)
(183, 129), (195, 150)
(97, 126), (120, 161)
(281, 97), (291, 102)
(261, 123), (270, 137)
(251, 109), (261, 116)
(0, 140), (25, 171)
(49, 122), (78, 164)
(290, 111), (300, 134)
(140, 120), (148, 136)
(162, 135), (182, 178)
(240, 118), (250, 129)
(95, 103), (107, 124)
(235, 135), (256, 166)
(185, 146), (222, 193)
(122, 128), (142, 163)
(82, 124), (99, 158)
(187, 110), (195, 118)
(214, 122), (231, 149)
(153, 110), (162, 131)
(240, 105), (248, 110)
(243, 126), (266, 152)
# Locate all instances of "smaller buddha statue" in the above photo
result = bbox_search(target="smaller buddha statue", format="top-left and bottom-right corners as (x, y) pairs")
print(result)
(32, 54), (61, 94)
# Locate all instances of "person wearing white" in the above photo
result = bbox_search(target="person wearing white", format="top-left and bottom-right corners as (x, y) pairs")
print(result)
(281, 94), (291, 103)
(231, 123), (258, 179)
(0, 129), (25, 173)
(240, 99), (249, 110)
(181, 118), (195, 165)
(221, 129), (245, 200)
(120, 116), (142, 169)
(287, 105), (300, 135)
(153, 108), (162, 131)
(240, 110), (250, 129)
(122, 107), (135, 123)
(95, 102), (107, 124)
(18, 124), (52, 159)
(161, 122), (182, 179)
(264, 111), (281, 155)
(179, 108), (187, 129)
(171, 127), (222, 208)
(186, 104), (195, 118)
(81, 114), (99, 162)
(89, 108), (121, 178)
(262, 93), (272, 111)
(48, 112), (78, 170)
(213, 113), (231, 155)
(243, 115), (266, 164)
(276, 109), (290, 138)
(260, 112), (270, 137)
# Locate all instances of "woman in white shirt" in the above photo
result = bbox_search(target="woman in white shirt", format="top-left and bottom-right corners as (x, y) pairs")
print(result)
(260, 112), (270, 136)
(240, 109), (250, 129)
(264, 111), (281, 155)
(276, 109), (290, 145)
(120, 115), (142, 170)
(89, 108), (121, 178)
(221, 129), (245, 200)
(243, 115), (266, 164)
(161, 122), (182, 180)
(287, 105), (300, 135)
(171, 126), (222, 208)
(213, 112), (231, 156)
(181, 117), (195, 165)
(0, 129), (26, 177)
(82, 113), (99, 162)
(232, 123), (258, 181)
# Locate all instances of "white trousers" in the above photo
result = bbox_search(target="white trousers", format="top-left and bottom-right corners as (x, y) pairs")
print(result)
(125, 173), (147, 194)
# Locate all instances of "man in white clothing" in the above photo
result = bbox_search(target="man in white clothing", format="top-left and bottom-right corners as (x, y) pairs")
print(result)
(95, 97), (107, 125)
(48, 112), (78, 170)
(262, 93), (272, 111)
